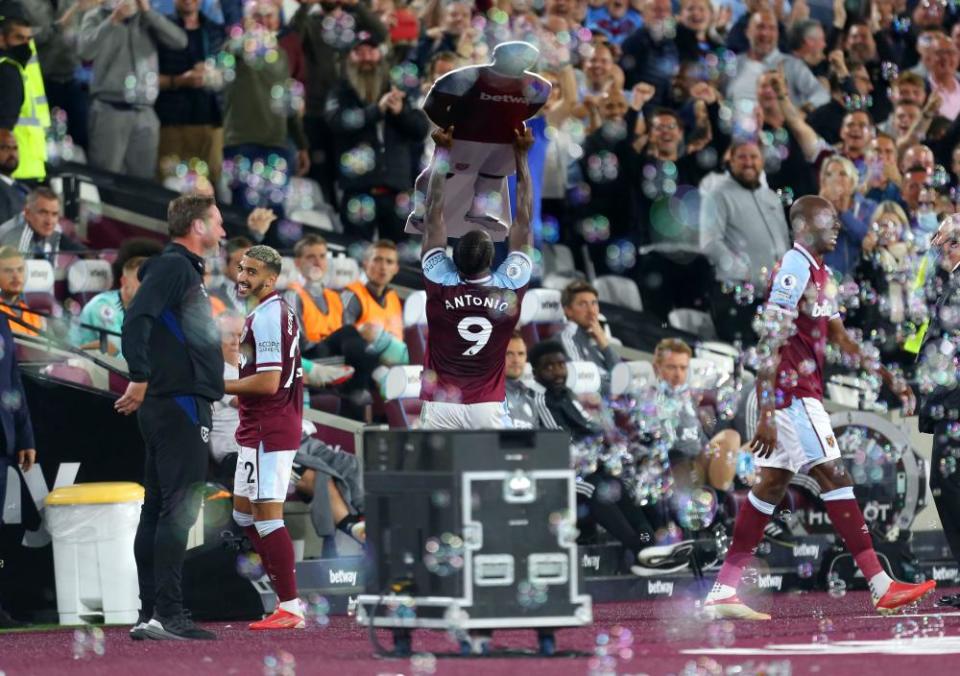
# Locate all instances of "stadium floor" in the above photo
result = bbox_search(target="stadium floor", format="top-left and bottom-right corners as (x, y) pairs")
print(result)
(3, 589), (960, 675)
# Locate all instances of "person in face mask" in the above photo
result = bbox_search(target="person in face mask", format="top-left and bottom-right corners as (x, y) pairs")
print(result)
(0, 12), (45, 181)
(652, 339), (741, 493)
(846, 202), (919, 375)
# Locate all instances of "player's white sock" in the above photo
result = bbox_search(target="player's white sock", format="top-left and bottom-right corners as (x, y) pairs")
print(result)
(869, 572), (894, 602)
(279, 598), (304, 617)
(706, 583), (737, 602)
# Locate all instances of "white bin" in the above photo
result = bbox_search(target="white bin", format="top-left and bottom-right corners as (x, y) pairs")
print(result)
(45, 482), (144, 625)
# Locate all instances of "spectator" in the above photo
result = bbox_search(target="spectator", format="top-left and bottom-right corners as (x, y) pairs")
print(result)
(806, 54), (871, 145)
(341, 239), (404, 342)
(21, 0), (90, 149)
(724, 0), (789, 56)
(925, 33), (960, 121)
(620, 0), (679, 101)
(0, 304), (36, 628)
(0, 246), (43, 336)
(790, 19), (828, 80)
(890, 100), (924, 146)
(0, 187), (83, 265)
(527, 340), (682, 575)
(503, 331), (552, 429)
(820, 155), (877, 277)
(208, 236), (251, 313)
(413, 0), (474, 68)
(864, 133), (903, 205)
(846, 201), (916, 371)
(69, 256), (147, 355)
(843, 21), (895, 123)
(559, 280), (620, 393)
(836, 110), (874, 172)
(221, 0), (309, 233)
(0, 130), (25, 224)
(325, 32), (428, 242)
(676, 0), (726, 63)
(587, 0), (643, 48)
(0, 10), (48, 181)
(209, 310), (244, 482)
(284, 234), (344, 353)
(651, 337), (741, 492)
(581, 42), (623, 101)
(700, 140), (791, 344)
(291, 0), (387, 208)
(878, 71), (927, 137)
(155, 0), (225, 184)
(726, 10), (828, 111)
(77, 0), (188, 178)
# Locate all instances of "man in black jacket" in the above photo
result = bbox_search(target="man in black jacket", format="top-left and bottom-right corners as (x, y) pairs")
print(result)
(117, 194), (225, 640)
(324, 32), (428, 242)
(0, 311), (35, 628)
(0, 129), (25, 224)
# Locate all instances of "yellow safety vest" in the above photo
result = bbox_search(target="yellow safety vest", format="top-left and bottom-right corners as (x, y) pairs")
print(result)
(904, 255), (930, 355)
(1, 41), (49, 181)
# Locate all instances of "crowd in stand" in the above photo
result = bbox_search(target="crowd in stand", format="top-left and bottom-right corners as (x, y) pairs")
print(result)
(5, 0), (960, 574)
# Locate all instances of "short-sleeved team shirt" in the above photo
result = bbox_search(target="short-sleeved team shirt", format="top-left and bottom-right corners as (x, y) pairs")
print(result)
(421, 248), (532, 404)
(236, 292), (304, 451)
(766, 243), (841, 407)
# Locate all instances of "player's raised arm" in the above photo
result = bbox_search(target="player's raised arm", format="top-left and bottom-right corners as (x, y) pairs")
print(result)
(509, 127), (534, 254)
(827, 317), (916, 414)
(422, 126), (455, 253)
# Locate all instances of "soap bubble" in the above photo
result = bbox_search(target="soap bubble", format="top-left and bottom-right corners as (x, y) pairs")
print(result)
(263, 650), (296, 676)
(706, 620), (735, 647)
(827, 574), (847, 599)
(423, 533), (465, 576)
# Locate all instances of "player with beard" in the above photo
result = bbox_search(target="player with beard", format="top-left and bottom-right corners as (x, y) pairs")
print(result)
(703, 195), (935, 620)
(416, 125), (534, 428)
(225, 245), (306, 630)
(700, 140), (791, 344)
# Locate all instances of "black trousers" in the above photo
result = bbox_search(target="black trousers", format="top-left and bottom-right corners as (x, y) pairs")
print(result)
(577, 472), (656, 558)
(931, 420), (960, 566)
(134, 396), (212, 618)
(709, 279), (760, 346)
(304, 325), (381, 420)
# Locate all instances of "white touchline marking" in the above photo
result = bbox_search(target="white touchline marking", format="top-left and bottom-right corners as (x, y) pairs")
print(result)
(850, 611), (960, 619)
(683, 636), (960, 657)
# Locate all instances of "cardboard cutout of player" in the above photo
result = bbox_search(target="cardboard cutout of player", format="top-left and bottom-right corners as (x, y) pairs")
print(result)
(405, 41), (551, 241)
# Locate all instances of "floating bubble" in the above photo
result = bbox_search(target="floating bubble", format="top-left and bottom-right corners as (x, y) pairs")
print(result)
(72, 626), (105, 660)
(410, 653), (437, 675)
(423, 533), (465, 576)
(516, 580), (549, 609)
(236, 551), (265, 579)
(921, 614), (945, 638)
(263, 649), (296, 676)
(827, 574), (847, 599)
(706, 620), (735, 647)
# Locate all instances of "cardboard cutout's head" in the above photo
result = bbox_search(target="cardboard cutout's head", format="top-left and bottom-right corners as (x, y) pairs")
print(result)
(454, 230), (495, 278)
(491, 41), (540, 76)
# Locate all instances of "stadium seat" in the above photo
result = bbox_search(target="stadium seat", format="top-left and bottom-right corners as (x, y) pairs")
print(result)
(402, 290), (428, 365)
(41, 361), (94, 388)
(275, 256), (298, 290)
(609, 360), (656, 398)
(67, 259), (114, 304)
(541, 272), (583, 291)
(594, 275), (643, 312)
(519, 288), (566, 346)
(668, 308), (718, 340)
(286, 177), (341, 233)
(541, 242), (577, 277)
(566, 360), (602, 395)
(695, 341), (739, 378)
(688, 356), (723, 390)
(381, 364), (423, 429)
(24, 259), (56, 314)
(324, 254), (361, 291)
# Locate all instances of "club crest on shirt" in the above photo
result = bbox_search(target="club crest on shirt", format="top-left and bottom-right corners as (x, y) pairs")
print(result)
(826, 435), (836, 448)
(506, 263), (522, 279)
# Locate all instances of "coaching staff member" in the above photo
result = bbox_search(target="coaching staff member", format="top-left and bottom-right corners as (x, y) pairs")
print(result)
(116, 194), (225, 640)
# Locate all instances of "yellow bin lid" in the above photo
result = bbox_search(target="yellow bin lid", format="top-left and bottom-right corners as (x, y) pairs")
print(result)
(45, 482), (145, 506)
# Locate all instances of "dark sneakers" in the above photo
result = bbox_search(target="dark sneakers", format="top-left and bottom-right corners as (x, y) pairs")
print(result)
(0, 606), (26, 629)
(142, 611), (217, 640)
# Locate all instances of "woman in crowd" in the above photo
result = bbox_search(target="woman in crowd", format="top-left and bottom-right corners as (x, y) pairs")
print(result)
(821, 155), (877, 278)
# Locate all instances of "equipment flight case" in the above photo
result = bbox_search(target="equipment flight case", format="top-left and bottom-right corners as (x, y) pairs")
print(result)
(354, 429), (593, 656)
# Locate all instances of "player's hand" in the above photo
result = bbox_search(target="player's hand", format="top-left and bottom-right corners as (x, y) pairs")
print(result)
(115, 381), (148, 415)
(749, 411), (778, 458)
(432, 125), (455, 149)
(17, 448), (36, 473)
(513, 127), (535, 153)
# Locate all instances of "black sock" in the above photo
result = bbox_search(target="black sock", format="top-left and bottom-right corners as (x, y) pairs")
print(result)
(336, 514), (361, 534)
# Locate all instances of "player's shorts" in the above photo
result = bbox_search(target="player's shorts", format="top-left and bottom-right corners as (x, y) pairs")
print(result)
(419, 401), (513, 430)
(756, 397), (841, 474)
(447, 140), (515, 176)
(234, 443), (297, 502)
